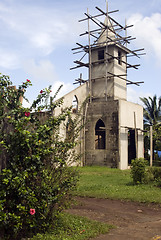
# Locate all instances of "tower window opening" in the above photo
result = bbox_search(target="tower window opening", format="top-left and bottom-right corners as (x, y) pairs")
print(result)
(98, 50), (104, 60)
(95, 119), (106, 149)
(118, 50), (122, 65)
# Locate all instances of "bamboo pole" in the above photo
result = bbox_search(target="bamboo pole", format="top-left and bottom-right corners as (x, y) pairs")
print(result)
(134, 112), (138, 158)
(150, 125), (153, 167)
(87, 8), (92, 103)
(105, 0), (108, 101)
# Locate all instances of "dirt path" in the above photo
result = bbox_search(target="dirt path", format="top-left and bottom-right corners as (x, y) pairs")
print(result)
(67, 197), (161, 240)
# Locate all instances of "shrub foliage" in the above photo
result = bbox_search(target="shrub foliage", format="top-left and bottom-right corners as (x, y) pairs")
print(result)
(0, 75), (80, 239)
(146, 167), (161, 186)
(130, 158), (148, 184)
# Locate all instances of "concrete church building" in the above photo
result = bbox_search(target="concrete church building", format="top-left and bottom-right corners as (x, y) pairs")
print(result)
(55, 4), (144, 170)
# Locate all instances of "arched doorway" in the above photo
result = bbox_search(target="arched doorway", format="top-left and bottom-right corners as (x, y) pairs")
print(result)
(95, 119), (106, 149)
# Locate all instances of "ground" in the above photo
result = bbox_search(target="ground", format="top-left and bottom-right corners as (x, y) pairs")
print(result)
(67, 197), (161, 240)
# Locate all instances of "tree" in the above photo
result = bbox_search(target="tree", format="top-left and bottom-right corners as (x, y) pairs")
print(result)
(140, 95), (161, 127)
(140, 95), (161, 161)
(0, 74), (80, 240)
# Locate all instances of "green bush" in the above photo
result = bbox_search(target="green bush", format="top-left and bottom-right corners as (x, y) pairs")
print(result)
(150, 167), (161, 180)
(146, 167), (161, 187)
(130, 158), (148, 184)
(0, 75), (80, 240)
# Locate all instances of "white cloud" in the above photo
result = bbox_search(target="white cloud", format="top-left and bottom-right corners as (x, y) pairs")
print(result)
(0, 2), (82, 55)
(127, 13), (161, 63)
(0, 48), (19, 69)
(127, 86), (152, 105)
(0, 2), (10, 12)
(23, 59), (59, 83)
(0, 1), (84, 72)
(51, 81), (74, 100)
(22, 99), (31, 108)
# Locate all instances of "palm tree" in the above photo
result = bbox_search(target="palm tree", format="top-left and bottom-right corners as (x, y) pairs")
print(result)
(140, 95), (161, 162)
(140, 95), (161, 127)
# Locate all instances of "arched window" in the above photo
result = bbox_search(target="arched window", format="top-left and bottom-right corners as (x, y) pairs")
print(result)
(72, 95), (78, 113)
(95, 119), (106, 149)
(66, 118), (74, 141)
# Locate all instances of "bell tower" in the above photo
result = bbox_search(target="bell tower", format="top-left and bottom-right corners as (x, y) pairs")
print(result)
(91, 35), (128, 101)
(71, 2), (144, 99)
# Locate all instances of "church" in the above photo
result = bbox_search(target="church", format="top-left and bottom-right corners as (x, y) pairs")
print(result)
(54, 4), (144, 170)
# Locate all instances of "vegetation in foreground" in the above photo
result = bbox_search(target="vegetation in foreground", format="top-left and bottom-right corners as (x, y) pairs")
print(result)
(74, 166), (161, 204)
(0, 75), (112, 240)
(1, 75), (161, 240)
(31, 212), (113, 240)
(140, 95), (161, 162)
(0, 75), (81, 240)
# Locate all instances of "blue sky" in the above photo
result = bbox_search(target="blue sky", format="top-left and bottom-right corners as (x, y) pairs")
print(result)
(0, 0), (161, 106)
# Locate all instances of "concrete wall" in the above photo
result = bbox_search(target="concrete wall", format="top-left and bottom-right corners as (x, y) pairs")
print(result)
(113, 46), (127, 100)
(54, 83), (89, 166)
(91, 46), (114, 99)
(85, 100), (119, 167)
(91, 45), (127, 100)
(55, 83), (88, 116)
(119, 100), (144, 169)
(54, 84), (144, 169)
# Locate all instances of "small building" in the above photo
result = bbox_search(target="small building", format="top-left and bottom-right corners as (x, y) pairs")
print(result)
(55, 4), (144, 169)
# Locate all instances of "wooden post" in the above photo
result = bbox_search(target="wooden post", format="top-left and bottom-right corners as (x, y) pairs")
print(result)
(87, 8), (92, 103)
(150, 125), (153, 167)
(105, 0), (108, 101)
(83, 102), (88, 166)
(134, 112), (138, 158)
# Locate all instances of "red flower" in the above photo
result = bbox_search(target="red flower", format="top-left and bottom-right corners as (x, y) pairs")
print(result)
(26, 79), (31, 83)
(30, 209), (35, 215)
(40, 90), (43, 94)
(25, 112), (30, 117)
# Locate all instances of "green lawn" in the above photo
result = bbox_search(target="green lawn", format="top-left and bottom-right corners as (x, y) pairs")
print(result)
(31, 212), (113, 240)
(74, 166), (161, 203)
(31, 166), (161, 239)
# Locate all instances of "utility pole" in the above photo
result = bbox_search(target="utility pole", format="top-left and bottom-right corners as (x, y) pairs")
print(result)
(150, 125), (153, 167)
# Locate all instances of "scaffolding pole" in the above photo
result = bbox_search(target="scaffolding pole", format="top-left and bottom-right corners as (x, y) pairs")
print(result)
(70, 3), (145, 87)
(105, 0), (108, 101)
(87, 8), (92, 103)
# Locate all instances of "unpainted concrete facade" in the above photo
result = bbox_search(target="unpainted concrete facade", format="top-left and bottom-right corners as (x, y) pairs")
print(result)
(54, 8), (144, 170)
(56, 90), (143, 169)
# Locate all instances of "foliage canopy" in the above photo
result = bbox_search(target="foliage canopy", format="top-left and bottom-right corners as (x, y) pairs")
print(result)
(0, 74), (80, 239)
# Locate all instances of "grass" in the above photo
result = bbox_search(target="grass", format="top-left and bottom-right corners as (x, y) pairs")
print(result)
(31, 212), (113, 240)
(74, 166), (161, 203)
(32, 166), (161, 239)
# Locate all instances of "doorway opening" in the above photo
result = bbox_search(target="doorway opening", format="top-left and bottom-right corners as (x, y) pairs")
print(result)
(128, 129), (136, 165)
(95, 119), (106, 149)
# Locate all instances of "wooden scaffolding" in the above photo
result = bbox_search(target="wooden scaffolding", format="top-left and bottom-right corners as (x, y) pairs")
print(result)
(70, 1), (145, 103)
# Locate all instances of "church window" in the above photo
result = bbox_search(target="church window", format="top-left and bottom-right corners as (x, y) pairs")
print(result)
(95, 119), (106, 149)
